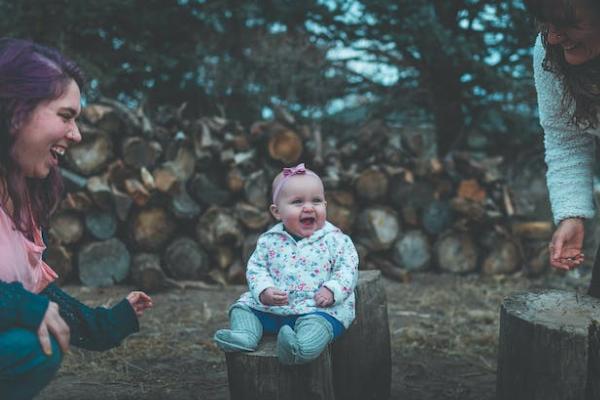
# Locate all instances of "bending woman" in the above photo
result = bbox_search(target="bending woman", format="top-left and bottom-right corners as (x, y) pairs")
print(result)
(0, 38), (152, 399)
(526, 0), (600, 295)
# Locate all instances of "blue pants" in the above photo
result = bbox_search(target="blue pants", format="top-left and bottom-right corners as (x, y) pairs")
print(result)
(0, 328), (62, 400)
(250, 309), (345, 339)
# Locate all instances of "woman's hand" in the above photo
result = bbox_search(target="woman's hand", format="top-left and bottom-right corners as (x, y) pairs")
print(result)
(126, 291), (153, 317)
(550, 217), (585, 270)
(259, 287), (288, 306)
(314, 286), (334, 308)
(38, 301), (70, 356)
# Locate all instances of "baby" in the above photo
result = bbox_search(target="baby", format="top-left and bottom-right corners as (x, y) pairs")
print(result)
(214, 163), (359, 365)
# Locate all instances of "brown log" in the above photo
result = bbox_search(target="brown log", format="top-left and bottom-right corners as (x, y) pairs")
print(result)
(78, 238), (130, 287)
(226, 168), (245, 193)
(189, 173), (231, 206)
(140, 167), (156, 191)
(391, 230), (432, 272)
(325, 191), (356, 234)
(153, 163), (180, 193)
(131, 207), (177, 251)
(66, 127), (113, 176)
(131, 252), (168, 293)
(81, 104), (124, 135)
(111, 184), (134, 221)
(213, 245), (235, 270)
(153, 146), (196, 194)
(389, 180), (435, 227)
(511, 221), (553, 240)
(356, 206), (401, 251)
(208, 267), (228, 286)
(374, 257), (412, 283)
(227, 260), (245, 284)
(526, 243), (550, 276)
(225, 337), (334, 400)
(48, 211), (84, 245)
(355, 167), (389, 202)
(450, 197), (486, 221)
(497, 290), (600, 400)
(60, 191), (94, 212)
(481, 238), (521, 275)
(457, 178), (486, 202)
(44, 244), (73, 286)
(84, 210), (117, 240)
(235, 202), (271, 231)
(434, 231), (478, 273)
(105, 159), (136, 190)
(124, 178), (151, 206)
(267, 122), (303, 164)
(244, 170), (269, 209)
(121, 136), (160, 169)
(86, 175), (112, 210)
(196, 207), (244, 249)
(332, 270), (392, 400)
(163, 237), (210, 280)
(242, 232), (261, 265)
(170, 187), (202, 220)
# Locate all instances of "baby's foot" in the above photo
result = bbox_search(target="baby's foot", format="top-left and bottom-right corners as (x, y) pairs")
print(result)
(276, 325), (299, 364)
(214, 329), (258, 352)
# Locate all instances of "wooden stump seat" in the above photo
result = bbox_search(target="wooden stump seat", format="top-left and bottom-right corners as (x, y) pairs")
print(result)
(497, 289), (600, 400)
(224, 270), (391, 400)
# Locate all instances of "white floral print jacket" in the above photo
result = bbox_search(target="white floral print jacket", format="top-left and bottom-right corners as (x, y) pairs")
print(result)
(235, 221), (359, 328)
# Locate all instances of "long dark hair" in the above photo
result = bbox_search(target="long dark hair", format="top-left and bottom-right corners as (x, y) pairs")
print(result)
(0, 38), (85, 234)
(525, 0), (600, 129)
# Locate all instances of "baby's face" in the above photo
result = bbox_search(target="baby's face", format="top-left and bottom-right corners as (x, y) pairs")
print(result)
(271, 174), (327, 238)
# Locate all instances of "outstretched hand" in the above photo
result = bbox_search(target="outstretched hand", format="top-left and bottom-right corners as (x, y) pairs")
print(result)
(127, 291), (153, 317)
(38, 301), (70, 356)
(259, 287), (288, 306)
(550, 218), (585, 270)
(314, 286), (334, 308)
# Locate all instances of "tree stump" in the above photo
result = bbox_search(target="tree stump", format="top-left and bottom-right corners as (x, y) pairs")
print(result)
(226, 337), (335, 400)
(224, 270), (391, 400)
(331, 270), (391, 400)
(497, 289), (600, 400)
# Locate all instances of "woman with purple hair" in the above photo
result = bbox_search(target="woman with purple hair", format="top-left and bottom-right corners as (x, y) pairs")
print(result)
(0, 38), (153, 399)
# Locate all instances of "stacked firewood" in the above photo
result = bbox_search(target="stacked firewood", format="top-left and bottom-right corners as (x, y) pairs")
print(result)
(46, 99), (553, 290)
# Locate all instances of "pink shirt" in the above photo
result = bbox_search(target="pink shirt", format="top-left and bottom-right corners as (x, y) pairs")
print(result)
(0, 206), (58, 293)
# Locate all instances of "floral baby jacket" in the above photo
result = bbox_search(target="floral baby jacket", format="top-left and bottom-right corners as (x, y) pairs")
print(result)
(235, 221), (359, 328)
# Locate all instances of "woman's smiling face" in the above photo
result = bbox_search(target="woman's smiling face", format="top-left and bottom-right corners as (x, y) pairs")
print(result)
(545, 1), (600, 65)
(12, 79), (82, 178)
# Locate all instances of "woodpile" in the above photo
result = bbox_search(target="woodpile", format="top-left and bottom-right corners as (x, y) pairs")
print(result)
(47, 99), (553, 289)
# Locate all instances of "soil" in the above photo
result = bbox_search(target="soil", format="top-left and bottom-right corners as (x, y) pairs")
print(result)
(37, 268), (590, 400)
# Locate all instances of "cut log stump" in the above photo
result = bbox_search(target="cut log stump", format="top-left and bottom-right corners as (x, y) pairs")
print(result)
(497, 289), (600, 400)
(224, 270), (391, 400)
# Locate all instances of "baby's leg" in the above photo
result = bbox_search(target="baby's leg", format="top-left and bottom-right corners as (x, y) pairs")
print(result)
(277, 314), (333, 365)
(214, 305), (263, 352)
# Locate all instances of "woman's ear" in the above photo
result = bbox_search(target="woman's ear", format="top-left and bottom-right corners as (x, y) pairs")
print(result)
(270, 204), (281, 220)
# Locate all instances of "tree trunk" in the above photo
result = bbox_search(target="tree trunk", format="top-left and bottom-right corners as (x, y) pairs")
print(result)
(497, 289), (600, 400)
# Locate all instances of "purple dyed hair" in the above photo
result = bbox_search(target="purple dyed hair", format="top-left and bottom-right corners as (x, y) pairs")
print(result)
(0, 38), (85, 234)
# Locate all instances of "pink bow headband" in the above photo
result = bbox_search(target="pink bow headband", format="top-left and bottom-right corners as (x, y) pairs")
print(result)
(272, 163), (319, 203)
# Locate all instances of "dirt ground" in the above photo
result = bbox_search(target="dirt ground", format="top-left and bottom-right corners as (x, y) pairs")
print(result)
(37, 268), (590, 400)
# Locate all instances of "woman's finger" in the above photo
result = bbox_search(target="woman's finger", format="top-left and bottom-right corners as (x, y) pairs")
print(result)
(37, 324), (52, 356)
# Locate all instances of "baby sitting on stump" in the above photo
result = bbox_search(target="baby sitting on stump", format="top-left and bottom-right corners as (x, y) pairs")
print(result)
(214, 163), (358, 365)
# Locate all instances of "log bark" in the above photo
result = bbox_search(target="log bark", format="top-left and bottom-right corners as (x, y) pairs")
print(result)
(481, 239), (520, 275)
(434, 231), (478, 273)
(78, 238), (130, 287)
(332, 270), (391, 400)
(84, 210), (117, 240)
(170, 187), (202, 220)
(235, 202), (271, 231)
(121, 136), (160, 169)
(189, 173), (232, 206)
(131, 207), (177, 251)
(49, 211), (84, 245)
(131, 253), (168, 292)
(86, 175), (113, 210)
(163, 237), (209, 280)
(326, 191), (356, 234)
(497, 290), (600, 400)
(244, 170), (269, 209)
(225, 337), (334, 400)
(196, 207), (244, 250)
(391, 230), (431, 272)
(66, 128), (114, 175)
(356, 206), (401, 251)
(44, 244), (73, 286)
(355, 167), (388, 202)
(266, 123), (303, 164)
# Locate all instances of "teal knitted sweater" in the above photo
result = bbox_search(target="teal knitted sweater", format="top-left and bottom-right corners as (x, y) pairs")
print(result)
(533, 34), (598, 224)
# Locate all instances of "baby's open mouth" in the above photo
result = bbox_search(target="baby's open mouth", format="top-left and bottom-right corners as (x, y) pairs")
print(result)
(300, 217), (315, 226)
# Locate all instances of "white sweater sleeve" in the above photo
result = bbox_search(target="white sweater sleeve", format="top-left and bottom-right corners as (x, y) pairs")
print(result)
(533, 34), (596, 224)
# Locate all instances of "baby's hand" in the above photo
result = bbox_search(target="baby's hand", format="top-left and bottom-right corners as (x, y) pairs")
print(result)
(259, 287), (288, 306)
(127, 291), (153, 318)
(314, 286), (334, 308)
